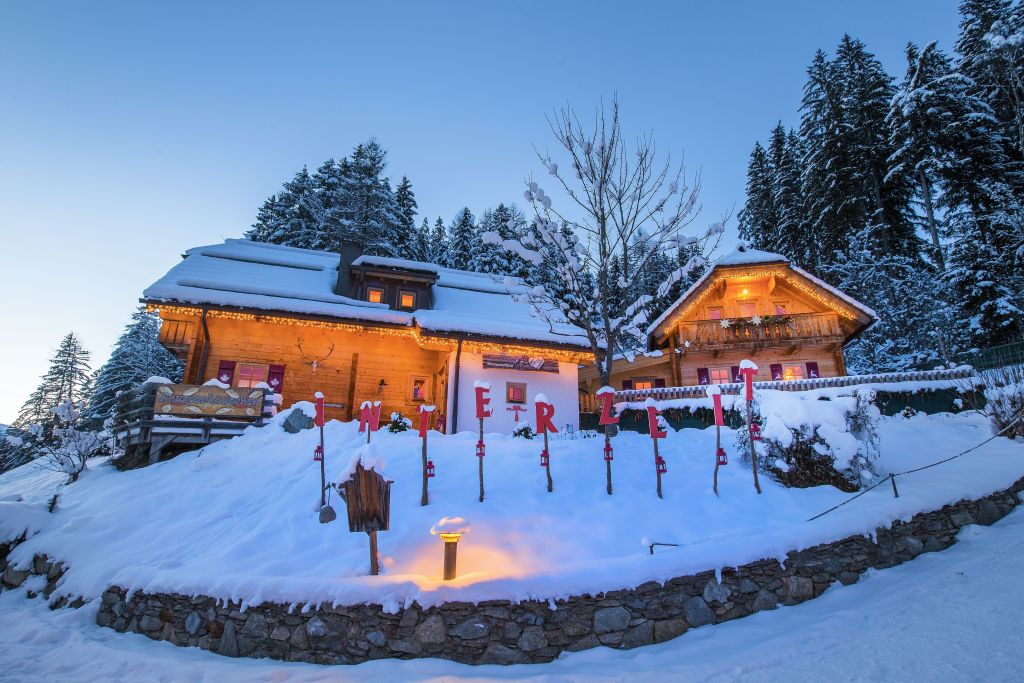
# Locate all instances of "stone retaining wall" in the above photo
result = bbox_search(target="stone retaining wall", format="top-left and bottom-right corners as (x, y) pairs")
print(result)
(94, 477), (1024, 665)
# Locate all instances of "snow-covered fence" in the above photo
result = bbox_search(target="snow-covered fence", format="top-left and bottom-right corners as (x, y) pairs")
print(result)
(603, 366), (977, 406)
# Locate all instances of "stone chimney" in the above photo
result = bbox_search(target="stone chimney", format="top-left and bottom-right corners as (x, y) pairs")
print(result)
(335, 242), (364, 297)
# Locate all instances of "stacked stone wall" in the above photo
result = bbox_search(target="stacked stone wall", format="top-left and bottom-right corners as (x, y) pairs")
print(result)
(91, 477), (1024, 665)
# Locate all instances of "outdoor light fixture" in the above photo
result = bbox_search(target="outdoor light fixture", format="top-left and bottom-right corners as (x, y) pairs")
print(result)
(430, 517), (470, 581)
(377, 379), (388, 392)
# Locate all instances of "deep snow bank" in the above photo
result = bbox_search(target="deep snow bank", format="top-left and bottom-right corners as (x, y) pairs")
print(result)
(0, 407), (1022, 610)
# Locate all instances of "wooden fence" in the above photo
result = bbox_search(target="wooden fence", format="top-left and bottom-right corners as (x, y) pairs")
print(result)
(580, 365), (977, 411)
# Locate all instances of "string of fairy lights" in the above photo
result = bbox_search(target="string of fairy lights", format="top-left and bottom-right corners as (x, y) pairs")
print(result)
(148, 304), (592, 364)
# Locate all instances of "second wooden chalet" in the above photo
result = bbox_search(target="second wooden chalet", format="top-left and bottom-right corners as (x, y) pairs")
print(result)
(579, 246), (877, 393)
(143, 239), (592, 434)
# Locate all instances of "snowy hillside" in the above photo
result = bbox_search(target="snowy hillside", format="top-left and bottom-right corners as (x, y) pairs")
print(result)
(1, 407), (1022, 612)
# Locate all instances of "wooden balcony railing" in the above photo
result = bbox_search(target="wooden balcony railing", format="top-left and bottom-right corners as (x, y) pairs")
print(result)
(679, 312), (843, 350)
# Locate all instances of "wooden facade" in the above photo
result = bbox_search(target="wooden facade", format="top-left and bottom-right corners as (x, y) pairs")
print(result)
(580, 250), (876, 394)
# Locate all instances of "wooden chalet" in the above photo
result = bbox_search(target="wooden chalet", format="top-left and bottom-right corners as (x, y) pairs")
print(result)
(579, 246), (877, 394)
(142, 240), (591, 436)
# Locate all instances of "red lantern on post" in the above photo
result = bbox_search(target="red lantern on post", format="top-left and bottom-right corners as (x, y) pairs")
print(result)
(717, 447), (728, 466)
(750, 422), (762, 441)
(419, 404), (435, 507)
(313, 444), (323, 462)
(644, 397), (667, 499)
(539, 449), (549, 467)
(596, 386), (619, 495)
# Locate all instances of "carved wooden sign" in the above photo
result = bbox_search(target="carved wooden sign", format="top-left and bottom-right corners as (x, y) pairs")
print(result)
(482, 354), (559, 373)
(152, 384), (264, 418)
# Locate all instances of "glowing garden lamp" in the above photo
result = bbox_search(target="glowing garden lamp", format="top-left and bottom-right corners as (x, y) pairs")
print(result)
(431, 517), (470, 581)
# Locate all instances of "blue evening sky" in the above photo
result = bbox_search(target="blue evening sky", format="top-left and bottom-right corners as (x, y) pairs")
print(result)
(0, 1), (960, 422)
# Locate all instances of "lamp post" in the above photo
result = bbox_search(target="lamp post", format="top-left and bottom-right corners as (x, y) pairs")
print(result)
(431, 517), (469, 581)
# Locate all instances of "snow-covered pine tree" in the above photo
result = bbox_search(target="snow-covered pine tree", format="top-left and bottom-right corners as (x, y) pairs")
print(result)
(415, 217), (433, 262)
(11, 333), (92, 456)
(348, 140), (404, 256)
(475, 203), (533, 278)
(447, 208), (479, 271)
(737, 142), (778, 250)
(393, 176), (419, 259)
(430, 217), (449, 266)
(956, 0), (1024, 159)
(85, 307), (184, 429)
(246, 167), (326, 249)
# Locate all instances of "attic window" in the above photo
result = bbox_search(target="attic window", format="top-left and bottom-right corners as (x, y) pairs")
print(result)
(367, 287), (384, 304)
(399, 290), (416, 309)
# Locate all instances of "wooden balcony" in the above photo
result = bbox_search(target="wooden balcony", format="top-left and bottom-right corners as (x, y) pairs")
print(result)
(679, 312), (843, 355)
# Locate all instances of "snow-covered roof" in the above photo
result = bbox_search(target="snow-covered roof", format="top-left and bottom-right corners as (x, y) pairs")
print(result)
(645, 246), (877, 339)
(714, 245), (788, 267)
(143, 239), (589, 349)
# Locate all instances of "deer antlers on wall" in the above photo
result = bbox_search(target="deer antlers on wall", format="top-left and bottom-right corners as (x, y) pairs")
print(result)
(296, 337), (335, 372)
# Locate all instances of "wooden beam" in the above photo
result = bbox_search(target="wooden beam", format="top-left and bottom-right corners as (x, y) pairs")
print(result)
(346, 352), (359, 421)
(768, 275), (777, 294)
(785, 344), (800, 356)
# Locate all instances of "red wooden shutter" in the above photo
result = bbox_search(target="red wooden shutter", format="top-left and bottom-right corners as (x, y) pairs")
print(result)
(622, 380), (634, 390)
(267, 365), (286, 394)
(654, 378), (666, 388)
(770, 363), (784, 381)
(805, 362), (820, 379)
(730, 366), (741, 383)
(215, 360), (236, 385)
(696, 368), (710, 385)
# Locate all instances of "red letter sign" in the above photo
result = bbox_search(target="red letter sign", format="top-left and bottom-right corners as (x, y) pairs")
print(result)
(358, 401), (381, 433)
(535, 401), (557, 434)
(314, 392), (325, 428)
(597, 388), (619, 426)
(712, 393), (724, 426)
(645, 400), (667, 439)
(418, 406), (432, 437)
(475, 385), (492, 419)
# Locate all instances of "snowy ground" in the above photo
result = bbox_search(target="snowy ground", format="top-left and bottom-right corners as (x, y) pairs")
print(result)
(0, 407), (1022, 611)
(3, 503), (1023, 682)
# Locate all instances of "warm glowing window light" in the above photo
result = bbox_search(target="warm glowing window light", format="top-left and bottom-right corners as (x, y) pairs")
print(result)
(367, 287), (384, 304)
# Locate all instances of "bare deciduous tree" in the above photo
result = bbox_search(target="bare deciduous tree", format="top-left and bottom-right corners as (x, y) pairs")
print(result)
(491, 97), (723, 384)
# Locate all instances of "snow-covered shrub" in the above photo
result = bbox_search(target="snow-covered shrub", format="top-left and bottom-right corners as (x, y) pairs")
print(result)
(386, 412), (412, 434)
(735, 390), (880, 492)
(19, 401), (104, 483)
(973, 366), (1024, 438)
(512, 424), (536, 440)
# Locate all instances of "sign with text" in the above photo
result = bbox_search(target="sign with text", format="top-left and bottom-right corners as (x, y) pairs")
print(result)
(153, 384), (264, 418)
(482, 354), (559, 373)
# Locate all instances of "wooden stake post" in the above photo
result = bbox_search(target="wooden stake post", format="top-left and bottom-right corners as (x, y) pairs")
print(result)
(338, 463), (392, 576)
(535, 396), (557, 493)
(315, 392), (327, 508)
(597, 387), (619, 496)
(419, 405), (435, 506)
(739, 361), (762, 495)
(474, 383), (492, 503)
(706, 385), (725, 496)
(644, 398), (667, 498)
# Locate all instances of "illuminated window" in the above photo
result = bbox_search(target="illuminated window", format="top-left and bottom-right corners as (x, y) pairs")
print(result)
(367, 287), (384, 304)
(710, 368), (731, 384)
(783, 364), (805, 381)
(235, 363), (269, 388)
(633, 378), (655, 390)
(410, 375), (429, 401)
(506, 382), (527, 404)
(738, 300), (757, 317)
(399, 290), (416, 309)
(773, 301), (789, 315)
(707, 306), (724, 320)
